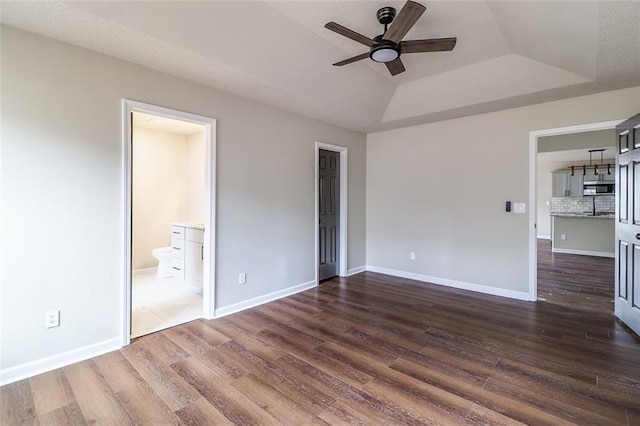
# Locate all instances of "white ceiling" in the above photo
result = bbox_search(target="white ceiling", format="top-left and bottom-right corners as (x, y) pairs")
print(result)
(132, 112), (205, 136)
(2, 1), (639, 133)
(538, 147), (615, 164)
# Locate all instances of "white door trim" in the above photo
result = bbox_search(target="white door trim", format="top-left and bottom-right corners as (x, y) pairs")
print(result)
(122, 100), (217, 346)
(315, 142), (348, 282)
(529, 119), (623, 302)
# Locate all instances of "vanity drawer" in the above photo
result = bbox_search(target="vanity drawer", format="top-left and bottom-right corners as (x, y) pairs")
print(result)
(171, 258), (185, 281)
(171, 225), (185, 239)
(186, 228), (204, 244)
(171, 236), (184, 259)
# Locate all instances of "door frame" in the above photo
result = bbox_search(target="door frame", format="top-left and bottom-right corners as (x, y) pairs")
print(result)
(122, 99), (217, 346)
(315, 142), (348, 283)
(528, 119), (623, 301)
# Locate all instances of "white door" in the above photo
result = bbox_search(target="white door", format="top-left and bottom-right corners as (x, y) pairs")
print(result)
(615, 113), (640, 336)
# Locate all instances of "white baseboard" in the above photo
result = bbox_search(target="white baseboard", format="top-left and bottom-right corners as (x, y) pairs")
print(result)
(0, 337), (122, 386)
(552, 248), (614, 258)
(133, 267), (157, 276)
(346, 265), (366, 276)
(214, 279), (317, 319)
(537, 235), (551, 240)
(366, 265), (532, 301)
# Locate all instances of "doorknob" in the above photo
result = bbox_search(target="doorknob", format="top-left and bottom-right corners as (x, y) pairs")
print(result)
(636, 234), (640, 240)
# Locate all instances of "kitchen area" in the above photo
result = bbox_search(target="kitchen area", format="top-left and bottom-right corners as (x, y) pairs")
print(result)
(549, 150), (615, 258)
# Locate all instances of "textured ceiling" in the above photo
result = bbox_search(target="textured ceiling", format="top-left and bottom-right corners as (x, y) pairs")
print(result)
(538, 148), (615, 164)
(1, 1), (639, 133)
(133, 112), (205, 136)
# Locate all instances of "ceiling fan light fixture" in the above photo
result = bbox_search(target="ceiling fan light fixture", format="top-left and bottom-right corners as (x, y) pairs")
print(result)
(371, 46), (399, 63)
(370, 39), (399, 63)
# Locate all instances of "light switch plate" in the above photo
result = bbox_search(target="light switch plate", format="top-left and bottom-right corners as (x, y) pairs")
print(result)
(513, 203), (526, 214)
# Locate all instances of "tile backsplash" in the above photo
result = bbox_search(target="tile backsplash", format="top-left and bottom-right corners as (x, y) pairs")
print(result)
(551, 195), (615, 214)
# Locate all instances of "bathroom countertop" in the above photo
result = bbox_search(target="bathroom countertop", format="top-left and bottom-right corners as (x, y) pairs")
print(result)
(171, 222), (205, 230)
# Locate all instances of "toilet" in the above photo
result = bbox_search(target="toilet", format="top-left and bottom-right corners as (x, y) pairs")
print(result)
(152, 247), (172, 278)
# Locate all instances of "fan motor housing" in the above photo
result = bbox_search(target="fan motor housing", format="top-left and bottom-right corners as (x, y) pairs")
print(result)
(377, 7), (396, 25)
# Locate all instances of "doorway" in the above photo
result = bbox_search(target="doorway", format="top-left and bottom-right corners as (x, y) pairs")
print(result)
(529, 121), (621, 311)
(122, 100), (216, 345)
(315, 142), (348, 283)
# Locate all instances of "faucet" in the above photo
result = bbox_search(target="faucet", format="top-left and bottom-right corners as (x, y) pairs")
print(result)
(592, 196), (596, 216)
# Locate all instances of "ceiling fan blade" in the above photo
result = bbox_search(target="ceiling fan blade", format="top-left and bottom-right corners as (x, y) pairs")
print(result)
(325, 22), (375, 47)
(385, 58), (406, 76)
(333, 52), (370, 66)
(401, 37), (457, 53)
(383, 1), (426, 44)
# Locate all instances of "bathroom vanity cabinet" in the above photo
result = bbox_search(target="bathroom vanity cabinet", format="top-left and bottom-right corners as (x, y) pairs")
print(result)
(184, 227), (204, 285)
(171, 224), (204, 293)
(170, 225), (186, 281)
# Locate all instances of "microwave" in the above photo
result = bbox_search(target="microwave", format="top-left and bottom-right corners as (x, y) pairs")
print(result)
(583, 182), (615, 196)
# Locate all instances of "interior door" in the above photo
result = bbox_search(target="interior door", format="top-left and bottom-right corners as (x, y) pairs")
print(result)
(318, 149), (339, 281)
(615, 113), (640, 336)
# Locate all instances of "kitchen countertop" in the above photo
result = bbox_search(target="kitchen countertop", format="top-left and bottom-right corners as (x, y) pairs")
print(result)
(551, 213), (614, 219)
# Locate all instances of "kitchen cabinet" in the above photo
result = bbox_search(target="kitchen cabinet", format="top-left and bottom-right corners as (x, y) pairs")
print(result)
(552, 171), (583, 197)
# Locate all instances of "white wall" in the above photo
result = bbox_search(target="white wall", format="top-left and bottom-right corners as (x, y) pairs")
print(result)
(186, 130), (206, 223)
(537, 161), (557, 238)
(132, 127), (188, 269)
(367, 86), (640, 295)
(0, 26), (367, 378)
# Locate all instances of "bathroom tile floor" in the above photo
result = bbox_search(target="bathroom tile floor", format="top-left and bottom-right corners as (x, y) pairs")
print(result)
(131, 270), (202, 338)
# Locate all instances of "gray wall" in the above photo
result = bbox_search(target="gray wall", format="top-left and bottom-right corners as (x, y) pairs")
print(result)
(0, 26), (366, 371)
(367, 87), (640, 294)
(553, 217), (614, 255)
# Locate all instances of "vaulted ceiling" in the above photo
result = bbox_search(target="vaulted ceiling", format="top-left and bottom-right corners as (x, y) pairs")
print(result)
(2, 1), (639, 132)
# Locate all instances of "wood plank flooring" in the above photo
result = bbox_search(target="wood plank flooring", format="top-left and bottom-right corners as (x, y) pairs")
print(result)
(2, 271), (639, 425)
(537, 238), (615, 315)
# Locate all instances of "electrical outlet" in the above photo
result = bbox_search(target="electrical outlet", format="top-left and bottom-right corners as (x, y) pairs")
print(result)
(239, 273), (247, 285)
(561, 234), (567, 241)
(410, 252), (416, 260)
(46, 310), (60, 328)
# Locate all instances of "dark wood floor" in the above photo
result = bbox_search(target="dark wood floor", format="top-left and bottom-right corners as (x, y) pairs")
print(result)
(537, 238), (615, 315)
(2, 271), (639, 425)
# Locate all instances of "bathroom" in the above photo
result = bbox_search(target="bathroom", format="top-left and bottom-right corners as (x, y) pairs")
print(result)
(131, 111), (206, 338)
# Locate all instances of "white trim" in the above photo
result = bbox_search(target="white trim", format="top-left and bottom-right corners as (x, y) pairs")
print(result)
(347, 265), (367, 276)
(315, 142), (348, 282)
(537, 235), (551, 240)
(214, 280), (317, 318)
(552, 248), (614, 258)
(367, 265), (532, 301)
(132, 267), (157, 276)
(0, 337), (121, 386)
(528, 119), (623, 303)
(122, 100), (216, 347)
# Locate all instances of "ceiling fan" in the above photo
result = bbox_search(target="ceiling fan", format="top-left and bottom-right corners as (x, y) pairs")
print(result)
(325, 0), (456, 76)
